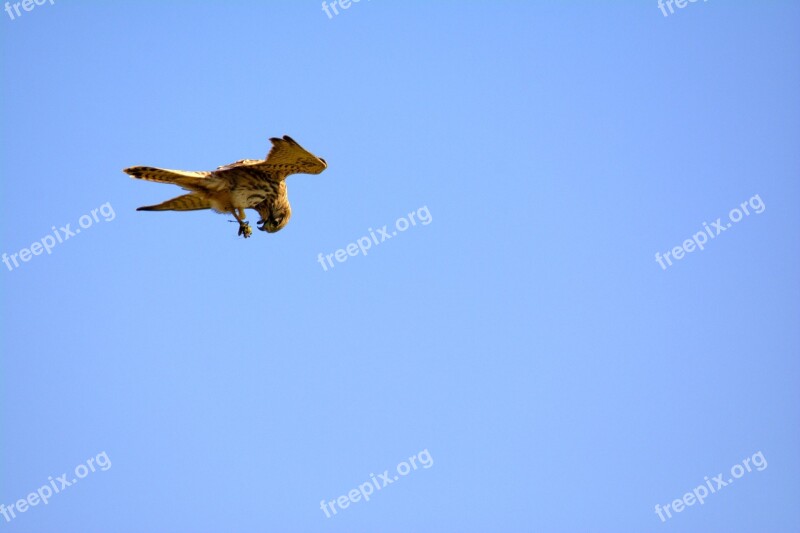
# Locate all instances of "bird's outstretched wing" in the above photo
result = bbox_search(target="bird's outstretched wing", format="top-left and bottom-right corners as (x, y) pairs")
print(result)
(265, 136), (320, 166)
(213, 136), (327, 181)
(215, 159), (262, 171)
(123, 166), (213, 189)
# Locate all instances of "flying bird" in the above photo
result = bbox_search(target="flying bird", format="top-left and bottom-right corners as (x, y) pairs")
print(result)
(123, 136), (327, 238)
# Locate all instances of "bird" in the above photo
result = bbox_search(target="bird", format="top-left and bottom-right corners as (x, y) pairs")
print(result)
(123, 135), (327, 238)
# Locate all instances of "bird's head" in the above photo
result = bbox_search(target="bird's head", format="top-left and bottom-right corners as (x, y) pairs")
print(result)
(256, 202), (292, 233)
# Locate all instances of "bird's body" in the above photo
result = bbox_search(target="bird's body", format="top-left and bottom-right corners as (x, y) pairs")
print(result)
(124, 136), (327, 237)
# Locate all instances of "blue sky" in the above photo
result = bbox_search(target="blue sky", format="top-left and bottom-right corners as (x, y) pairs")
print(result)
(1, 1), (799, 531)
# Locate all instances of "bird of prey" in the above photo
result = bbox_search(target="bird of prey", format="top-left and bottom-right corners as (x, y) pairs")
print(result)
(123, 136), (327, 238)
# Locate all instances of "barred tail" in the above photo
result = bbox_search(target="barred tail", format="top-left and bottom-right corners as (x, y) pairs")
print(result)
(137, 193), (211, 212)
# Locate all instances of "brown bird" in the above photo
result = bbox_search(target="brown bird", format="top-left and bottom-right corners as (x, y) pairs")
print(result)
(123, 136), (327, 238)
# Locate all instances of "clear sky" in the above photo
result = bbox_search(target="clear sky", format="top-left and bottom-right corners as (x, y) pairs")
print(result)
(1, 1), (799, 532)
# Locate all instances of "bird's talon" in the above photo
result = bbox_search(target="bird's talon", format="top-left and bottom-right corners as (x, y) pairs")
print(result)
(238, 221), (252, 238)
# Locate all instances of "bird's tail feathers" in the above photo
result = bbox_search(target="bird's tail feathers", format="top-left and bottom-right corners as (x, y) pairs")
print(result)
(137, 193), (211, 212)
